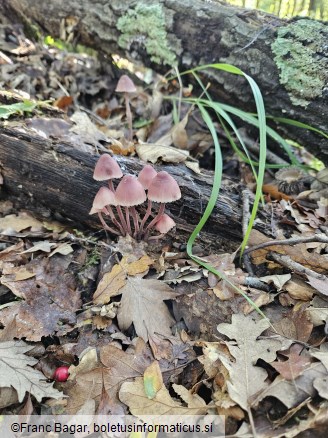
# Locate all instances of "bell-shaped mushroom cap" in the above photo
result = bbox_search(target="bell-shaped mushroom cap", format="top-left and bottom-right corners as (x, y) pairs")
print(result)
(93, 154), (123, 181)
(155, 214), (176, 233)
(115, 75), (137, 93)
(138, 164), (157, 189)
(115, 175), (147, 207)
(275, 166), (305, 183)
(147, 171), (181, 203)
(89, 186), (117, 214)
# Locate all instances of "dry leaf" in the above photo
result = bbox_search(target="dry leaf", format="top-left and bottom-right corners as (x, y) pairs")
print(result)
(259, 274), (291, 291)
(254, 362), (326, 409)
(117, 277), (177, 343)
(249, 230), (328, 273)
(171, 113), (189, 149)
(93, 263), (126, 304)
(66, 341), (152, 414)
(21, 241), (56, 254)
(0, 212), (44, 235)
(119, 377), (207, 416)
(136, 143), (189, 164)
(93, 255), (153, 305)
(285, 276), (315, 301)
(0, 341), (62, 402)
(217, 315), (282, 411)
(143, 361), (163, 399)
(0, 256), (81, 340)
(271, 344), (312, 380)
(307, 276), (328, 297)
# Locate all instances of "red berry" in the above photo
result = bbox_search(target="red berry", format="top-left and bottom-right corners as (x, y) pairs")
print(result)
(53, 366), (69, 382)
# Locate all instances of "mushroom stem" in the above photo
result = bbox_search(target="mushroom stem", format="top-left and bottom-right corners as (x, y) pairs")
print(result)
(125, 207), (132, 236)
(130, 207), (140, 237)
(107, 180), (129, 234)
(145, 203), (166, 231)
(106, 206), (126, 236)
(98, 211), (120, 235)
(125, 94), (133, 141)
(139, 199), (152, 235)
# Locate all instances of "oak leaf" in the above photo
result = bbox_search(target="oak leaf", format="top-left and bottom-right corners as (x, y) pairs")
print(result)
(0, 341), (62, 402)
(117, 277), (177, 343)
(217, 314), (282, 411)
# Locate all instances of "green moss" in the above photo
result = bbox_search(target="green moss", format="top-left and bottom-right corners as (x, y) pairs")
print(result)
(117, 3), (176, 66)
(271, 19), (328, 107)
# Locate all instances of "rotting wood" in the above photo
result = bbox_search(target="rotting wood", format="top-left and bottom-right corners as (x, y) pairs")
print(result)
(2, 0), (328, 165)
(0, 125), (273, 251)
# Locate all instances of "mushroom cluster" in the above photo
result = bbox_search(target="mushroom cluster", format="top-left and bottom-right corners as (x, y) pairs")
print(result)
(90, 154), (181, 240)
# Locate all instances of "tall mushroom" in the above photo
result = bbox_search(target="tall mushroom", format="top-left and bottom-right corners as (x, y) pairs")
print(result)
(115, 175), (147, 236)
(115, 75), (137, 142)
(146, 171), (181, 232)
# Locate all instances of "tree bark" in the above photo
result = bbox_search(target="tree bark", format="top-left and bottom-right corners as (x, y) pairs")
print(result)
(0, 123), (274, 251)
(2, 0), (328, 165)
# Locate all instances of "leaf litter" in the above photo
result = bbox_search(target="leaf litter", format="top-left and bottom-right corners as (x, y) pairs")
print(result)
(0, 21), (328, 438)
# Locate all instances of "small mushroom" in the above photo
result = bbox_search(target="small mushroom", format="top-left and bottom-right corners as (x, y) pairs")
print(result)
(146, 171), (181, 232)
(89, 187), (121, 235)
(115, 75), (137, 142)
(93, 154), (128, 231)
(115, 175), (146, 236)
(93, 154), (123, 190)
(275, 167), (309, 195)
(155, 213), (176, 233)
(138, 164), (158, 233)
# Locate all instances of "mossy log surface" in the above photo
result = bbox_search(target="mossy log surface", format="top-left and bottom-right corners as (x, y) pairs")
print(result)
(0, 124), (274, 251)
(2, 0), (328, 165)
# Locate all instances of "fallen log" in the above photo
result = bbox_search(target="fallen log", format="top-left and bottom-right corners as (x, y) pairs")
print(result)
(2, 0), (328, 165)
(0, 124), (272, 251)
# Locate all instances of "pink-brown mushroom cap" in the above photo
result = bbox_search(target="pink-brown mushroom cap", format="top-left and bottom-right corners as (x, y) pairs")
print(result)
(147, 171), (181, 203)
(155, 214), (176, 233)
(93, 154), (123, 181)
(115, 75), (137, 93)
(89, 186), (117, 214)
(138, 164), (157, 189)
(115, 175), (147, 207)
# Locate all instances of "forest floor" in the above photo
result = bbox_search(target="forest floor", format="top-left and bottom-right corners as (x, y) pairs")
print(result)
(0, 24), (328, 438)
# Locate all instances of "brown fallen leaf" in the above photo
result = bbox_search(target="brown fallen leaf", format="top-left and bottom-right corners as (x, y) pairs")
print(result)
(0, 340), (63, 402)
(271, 344), (312, 380)
(119, 377), (207, 416)
(253, 362), (326, 409)
(117, 277), (177, 343)
(93, 255), (153, 305)
(285, 276), (315, 301)
(66, 341), (152, 414)
(217, 314), (282, 411)
(249, 230), (328, 273)
(0, 256), (81, 340)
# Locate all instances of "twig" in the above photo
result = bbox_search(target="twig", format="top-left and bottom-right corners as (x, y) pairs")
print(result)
(244, 234), (328, 255)
(267, 251), (327, 281)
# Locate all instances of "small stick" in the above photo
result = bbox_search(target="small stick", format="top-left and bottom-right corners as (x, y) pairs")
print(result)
(244, 234), (328, 255)
(267, 251), (327, 281)
(241, 189), (254, 276)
